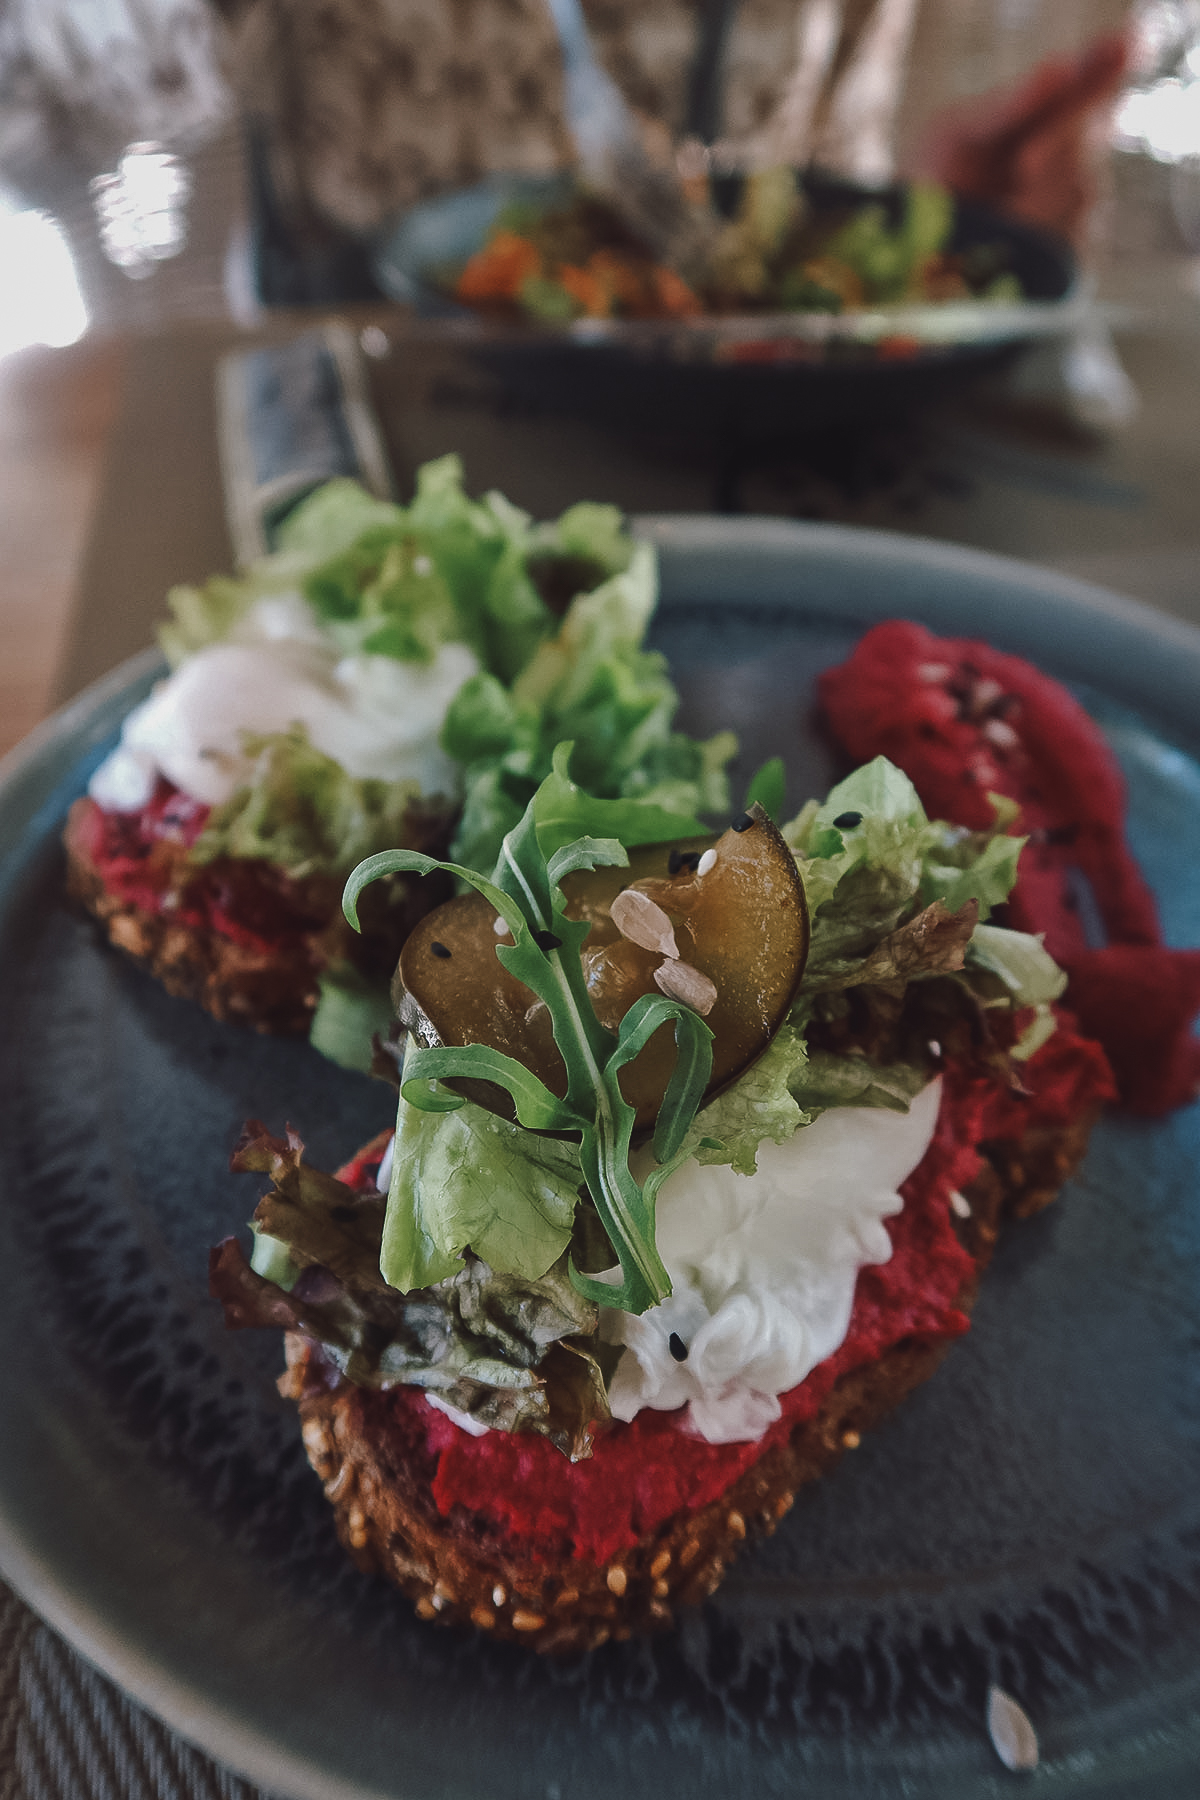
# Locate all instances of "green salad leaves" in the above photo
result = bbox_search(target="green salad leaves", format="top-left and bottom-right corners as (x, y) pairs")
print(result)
(223, 750), (1072, 1449)
(160, 458), (732, 890)
(344, 761), (716, 1315)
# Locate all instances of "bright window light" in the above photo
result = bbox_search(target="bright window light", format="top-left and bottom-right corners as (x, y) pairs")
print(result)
(0, 199), (89, 359)
(1114, 77), (1200, 160)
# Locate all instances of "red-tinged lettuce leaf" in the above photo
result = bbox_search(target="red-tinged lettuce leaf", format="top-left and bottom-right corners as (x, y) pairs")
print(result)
(813, 898), (979, 994)
(210, 1237), (308, 1332)
(216, 1124), (610, 1454)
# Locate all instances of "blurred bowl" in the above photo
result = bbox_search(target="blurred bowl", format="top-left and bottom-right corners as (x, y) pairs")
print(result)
(370, 169), (1079, 453)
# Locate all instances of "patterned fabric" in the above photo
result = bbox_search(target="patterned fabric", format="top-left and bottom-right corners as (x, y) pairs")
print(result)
(579, 0), (804, 143)
(0, 1582), (263, 1800)
(234, 0), (575, 233)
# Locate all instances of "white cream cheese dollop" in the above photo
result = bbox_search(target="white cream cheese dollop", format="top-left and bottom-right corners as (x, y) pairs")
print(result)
(88, 592), (480, 812)
(602, 1079), (942, 1444)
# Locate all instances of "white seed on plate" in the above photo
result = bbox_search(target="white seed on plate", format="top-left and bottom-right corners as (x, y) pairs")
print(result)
(987, 1686), (1039, 1772)
(494, 914), (509, 936)
(654, 959), (717, 1016)
(918, 662), (951, 683)
(611, 889), (679, 958)
(696, 847), (717, 877)
(950, 1189), (971, 1219)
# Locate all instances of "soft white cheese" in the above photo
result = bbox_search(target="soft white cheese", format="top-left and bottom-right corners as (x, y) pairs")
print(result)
(88, 592), (479, 812)
(602, 1079), (942, 1444)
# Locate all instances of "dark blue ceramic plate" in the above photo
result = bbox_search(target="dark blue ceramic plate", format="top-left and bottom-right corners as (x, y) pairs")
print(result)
(1, 522), (1199, 1800)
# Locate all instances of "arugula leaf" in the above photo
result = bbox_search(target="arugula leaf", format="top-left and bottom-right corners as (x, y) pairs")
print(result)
(531, 741), (708, 861)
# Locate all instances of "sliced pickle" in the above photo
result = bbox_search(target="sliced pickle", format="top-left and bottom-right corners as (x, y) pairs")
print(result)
(397, 807), (809, 1129)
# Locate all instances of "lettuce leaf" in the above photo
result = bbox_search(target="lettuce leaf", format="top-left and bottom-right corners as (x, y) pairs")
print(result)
(215, 1123), (607, 1455)
(273, 478), (406, 560)
(304, 530), (464, 663)
(382, 1090), (585, 1291)
(445, 545), (735, 873)
(160, 481), (409, 667)
(786, 756), (1025, 977)
(968, 923), (1068, 1008)
(790, 1049), (931, 1115)
(684, 1025), (810, 1176)
(308, 966), (397, 1072)
(191, 726), (434, 877)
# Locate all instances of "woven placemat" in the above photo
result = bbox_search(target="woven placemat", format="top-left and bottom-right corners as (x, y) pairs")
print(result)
(0, 1578), (269, 1800)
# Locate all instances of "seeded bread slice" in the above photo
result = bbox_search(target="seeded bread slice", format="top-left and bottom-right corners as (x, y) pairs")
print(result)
(64, 796), (451, 1036)
(284, 1101), (1097, 1654)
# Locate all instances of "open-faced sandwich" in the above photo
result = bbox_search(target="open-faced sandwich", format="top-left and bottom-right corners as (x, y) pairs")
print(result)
(66, 459), (731, 1054)
(212, 748), (1114, 1652)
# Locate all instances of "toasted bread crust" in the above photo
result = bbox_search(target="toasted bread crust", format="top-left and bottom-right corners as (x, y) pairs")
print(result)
(287, 1100), (1098, 1654)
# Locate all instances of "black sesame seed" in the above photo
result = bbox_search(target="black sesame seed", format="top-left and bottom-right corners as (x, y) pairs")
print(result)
(431, 941), (452, 959)
(731, 812), (754, 833)
(533, 929), (563, 952)
(680, 850), (701, 872)
(668, 847), (684, 874)
(668, 1332), (689, 1362)
(832, 810), (862, 830)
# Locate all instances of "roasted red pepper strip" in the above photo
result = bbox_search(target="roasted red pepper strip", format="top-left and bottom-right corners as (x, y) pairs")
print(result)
(819, 620), (1200, 1116)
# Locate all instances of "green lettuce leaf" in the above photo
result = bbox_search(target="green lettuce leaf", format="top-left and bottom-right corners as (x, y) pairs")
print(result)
(785, 756), (1025, 979)
(445, 545), (735, 873)
(160, 481), (409, 667)
(304, 529), (464, 662)
(919, 824), (1023, 919)
(274, 478), (406, 560)
(790, 1049), (931, 1115)
(382, 1091), (585, 1291)
(967, 923), (1068, 1008)
(191, 726), (432, 878)
(684, 1024), (810, 1176)
(308, 966), (397, 1073)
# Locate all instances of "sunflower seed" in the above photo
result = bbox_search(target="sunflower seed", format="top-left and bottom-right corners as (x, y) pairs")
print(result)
(654, 958), (717, 1015)
(611, 889), (679, 958)
(987, 1686), (1038, 1771)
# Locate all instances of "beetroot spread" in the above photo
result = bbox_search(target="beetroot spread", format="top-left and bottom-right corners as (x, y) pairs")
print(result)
(345, 1020), (1110, 1566)
(819, 621), (1200, 1115)
(71, 785), (332, 955)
